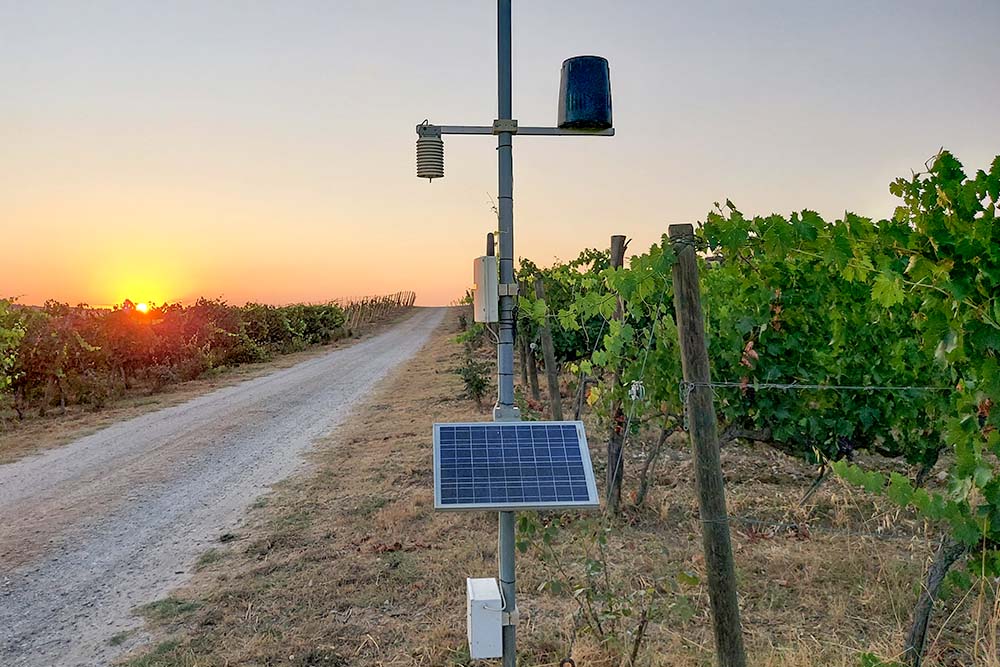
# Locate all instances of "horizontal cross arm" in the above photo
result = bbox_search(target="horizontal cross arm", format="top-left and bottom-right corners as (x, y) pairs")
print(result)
(416, 123), (614, 137)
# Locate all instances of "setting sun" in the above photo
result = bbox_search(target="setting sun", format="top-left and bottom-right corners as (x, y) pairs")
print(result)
(135, 302), (149, 313)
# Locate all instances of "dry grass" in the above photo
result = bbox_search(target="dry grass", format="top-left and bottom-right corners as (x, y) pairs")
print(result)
(121, 308), (995, 667)
(0, 308), (414, 464)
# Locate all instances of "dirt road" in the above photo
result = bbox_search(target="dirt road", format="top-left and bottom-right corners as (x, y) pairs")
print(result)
(0, 307), (445, 667)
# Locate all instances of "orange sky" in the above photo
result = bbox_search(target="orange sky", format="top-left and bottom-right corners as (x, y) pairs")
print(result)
(3, 1), (999, 307)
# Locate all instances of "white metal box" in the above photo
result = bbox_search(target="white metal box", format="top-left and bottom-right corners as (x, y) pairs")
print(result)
(467, 577), (503, 659)
(472, 256), (499, 323)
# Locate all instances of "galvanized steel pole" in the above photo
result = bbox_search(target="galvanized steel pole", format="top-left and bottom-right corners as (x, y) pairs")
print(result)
(496, 2), (518, 666)
(496, 0), (515, 415)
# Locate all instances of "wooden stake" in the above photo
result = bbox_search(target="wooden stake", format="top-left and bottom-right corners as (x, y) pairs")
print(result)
(518, 332), (529, 388)
(515, 275), (529, 390)
(519, 279), (542, 401)
(606, 234), (627, 515)
(669, 223), (747, 667)
(527, 346), (541, 402)
(533, 276), (563, 420)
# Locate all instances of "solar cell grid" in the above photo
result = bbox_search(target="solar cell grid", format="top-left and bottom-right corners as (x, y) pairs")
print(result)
(434, 421), (599, 511)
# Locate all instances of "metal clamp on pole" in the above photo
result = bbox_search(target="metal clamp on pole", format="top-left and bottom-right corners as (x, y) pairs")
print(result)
(498, 283), (519, 297)
(493, 119), (518, 134)
(415, 121), (441, 137)
(501, 607), (519, 626)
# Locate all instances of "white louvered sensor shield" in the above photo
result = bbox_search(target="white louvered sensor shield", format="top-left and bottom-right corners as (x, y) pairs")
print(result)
(416, 133), (444, 180)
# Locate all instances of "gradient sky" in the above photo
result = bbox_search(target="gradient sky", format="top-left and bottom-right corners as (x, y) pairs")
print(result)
(3, 1), (999, 307)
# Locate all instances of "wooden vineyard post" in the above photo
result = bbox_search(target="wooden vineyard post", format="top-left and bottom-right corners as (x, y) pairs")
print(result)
(527, 344), (541, 401)
(669, 223), (747, 667)
(522, 277), (541, 401)
(533, 276), (563, 420)
(518, 334), (529, 388)
(606, 234), (627, 515)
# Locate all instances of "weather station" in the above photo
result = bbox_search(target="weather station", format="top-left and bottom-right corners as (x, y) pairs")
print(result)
(414, 2), (614, 664)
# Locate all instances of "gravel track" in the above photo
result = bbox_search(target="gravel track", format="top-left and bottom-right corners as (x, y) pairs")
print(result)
(0, 307), (445, 666)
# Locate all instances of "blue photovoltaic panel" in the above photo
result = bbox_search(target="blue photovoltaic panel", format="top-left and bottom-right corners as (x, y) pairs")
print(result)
(433, 421), (599, 511)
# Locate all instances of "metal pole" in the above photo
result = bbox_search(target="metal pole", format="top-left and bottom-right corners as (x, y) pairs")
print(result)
(496, 2), (517, 667)
(499, 509), (516, 666)
(496, 0), (515, 415)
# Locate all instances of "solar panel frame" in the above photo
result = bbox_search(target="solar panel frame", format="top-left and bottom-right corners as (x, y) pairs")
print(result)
(433, 420), (600, 511)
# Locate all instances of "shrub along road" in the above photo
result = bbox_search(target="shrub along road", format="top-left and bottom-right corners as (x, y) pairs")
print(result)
(0, 307), (444, 667)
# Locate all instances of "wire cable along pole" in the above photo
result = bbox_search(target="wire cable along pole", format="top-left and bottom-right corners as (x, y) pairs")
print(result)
(417, 3), (614, 664)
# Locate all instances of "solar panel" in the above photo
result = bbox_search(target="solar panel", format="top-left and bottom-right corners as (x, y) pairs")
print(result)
(433, 421), (599, 511)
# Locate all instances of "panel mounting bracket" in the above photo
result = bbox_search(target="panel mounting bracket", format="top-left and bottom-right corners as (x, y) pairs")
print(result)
(501, 607), (519, 626)
(498, 283), (519, 297)
(492, 404), (521, 421)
